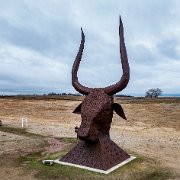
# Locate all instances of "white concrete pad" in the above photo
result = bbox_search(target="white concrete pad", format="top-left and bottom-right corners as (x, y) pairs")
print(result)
(53, 156), (136, 174)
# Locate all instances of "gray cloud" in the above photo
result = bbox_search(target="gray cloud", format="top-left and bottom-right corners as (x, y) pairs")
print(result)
(0, 0), (180, 95)
(157, 38), (179, 59)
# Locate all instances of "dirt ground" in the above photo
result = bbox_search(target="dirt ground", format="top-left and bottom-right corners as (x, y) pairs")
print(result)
(0, 97), (180, 179)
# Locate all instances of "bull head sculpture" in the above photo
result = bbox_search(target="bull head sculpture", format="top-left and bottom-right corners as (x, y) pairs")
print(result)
(60, 17), (132, 172)
(72, 17), (130, 143)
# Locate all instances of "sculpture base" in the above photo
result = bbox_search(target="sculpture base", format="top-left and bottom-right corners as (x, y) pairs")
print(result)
(54, 156), (136, 174)
(57, 135), (135, 174)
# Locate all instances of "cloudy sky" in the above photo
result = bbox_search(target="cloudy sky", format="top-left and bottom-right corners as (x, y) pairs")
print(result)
(0, 0), (180, 96)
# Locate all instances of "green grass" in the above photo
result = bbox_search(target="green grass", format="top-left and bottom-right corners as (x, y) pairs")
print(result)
(57, 137), (79, 143)
(0, 125), (45, 138)
(17, 144), (172, 180)
(0, 126), (173, 179)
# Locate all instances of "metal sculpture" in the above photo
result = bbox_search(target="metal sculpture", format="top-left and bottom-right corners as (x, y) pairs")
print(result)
(60, 17), (131, 172)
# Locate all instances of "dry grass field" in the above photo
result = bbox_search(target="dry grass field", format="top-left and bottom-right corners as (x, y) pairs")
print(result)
(0, 96), (180, 179)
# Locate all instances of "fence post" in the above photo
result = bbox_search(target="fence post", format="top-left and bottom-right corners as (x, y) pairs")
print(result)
(21, 117), (28, 128)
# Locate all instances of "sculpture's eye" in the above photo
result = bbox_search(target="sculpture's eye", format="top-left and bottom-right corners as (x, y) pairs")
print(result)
(95, 108), (110, 119)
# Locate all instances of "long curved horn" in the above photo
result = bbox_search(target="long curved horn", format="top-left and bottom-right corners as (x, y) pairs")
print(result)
(72, 28), (93, 95)
(104, 17), (130, 95)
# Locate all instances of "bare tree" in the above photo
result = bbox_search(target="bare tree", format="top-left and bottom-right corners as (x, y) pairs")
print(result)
(145, 88), (163, 98)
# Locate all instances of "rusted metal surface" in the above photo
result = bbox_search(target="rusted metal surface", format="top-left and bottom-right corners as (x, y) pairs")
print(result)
(60, 17), (130, 171)
(76, 89), (113, 142)
(61, 134), (130, 171)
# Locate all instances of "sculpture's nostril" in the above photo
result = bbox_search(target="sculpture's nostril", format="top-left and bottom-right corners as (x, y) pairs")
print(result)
(77, 128), (89, 139)
(78, 131), (87, 138)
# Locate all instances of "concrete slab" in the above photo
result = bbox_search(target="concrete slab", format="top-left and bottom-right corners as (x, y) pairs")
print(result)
(54, 156), (136, 174)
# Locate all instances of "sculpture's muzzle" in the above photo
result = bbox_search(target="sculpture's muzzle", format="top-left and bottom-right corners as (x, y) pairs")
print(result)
(77, 124), (99, 143)
(77, 127), (89, 140)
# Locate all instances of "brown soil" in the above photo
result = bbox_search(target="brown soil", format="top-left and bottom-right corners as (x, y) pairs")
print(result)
(0, 97), (180, 179)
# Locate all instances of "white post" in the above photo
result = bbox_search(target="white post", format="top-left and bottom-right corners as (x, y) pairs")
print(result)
(22, 118), (24, 128)
(21, 117), (28, 128)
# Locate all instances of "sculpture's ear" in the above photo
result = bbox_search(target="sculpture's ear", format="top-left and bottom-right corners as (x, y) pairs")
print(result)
(112, 103), (127, 120)
(73, 103), (82, 114)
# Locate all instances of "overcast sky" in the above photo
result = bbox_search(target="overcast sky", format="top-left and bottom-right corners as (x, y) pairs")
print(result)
(0, 0), (180, 96)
